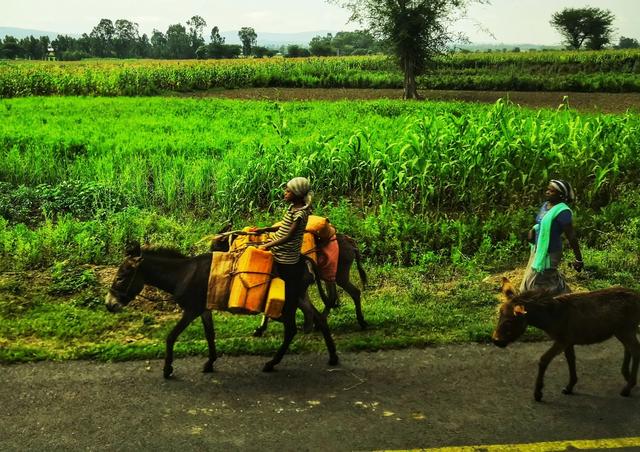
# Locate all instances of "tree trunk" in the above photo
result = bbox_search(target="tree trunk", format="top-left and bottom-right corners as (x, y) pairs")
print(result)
(403, 59), (422, 100)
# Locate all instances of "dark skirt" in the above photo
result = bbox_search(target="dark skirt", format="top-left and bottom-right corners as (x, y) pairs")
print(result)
(275, 259), (308, 312)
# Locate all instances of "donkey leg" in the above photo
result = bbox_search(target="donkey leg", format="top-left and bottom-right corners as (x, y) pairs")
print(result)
(617, 332), (640, 397)
(562, 345), (578, 395)
(324, 282), (338, 312)
(253, 315), (269, 337)
(200, 310), (217, 373)
(164, 310), (200, 378)
(338, 278), (368, 330)
(534, 342), (565, 401)
(310, 304), (339, 366)
(621, 349), (631, 383)
(298, 292), (316, 334)
(263, 308), (297, 373)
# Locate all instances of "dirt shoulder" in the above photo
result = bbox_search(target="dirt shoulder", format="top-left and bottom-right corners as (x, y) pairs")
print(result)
(2, 341), (639, 451)
(175, 88), (640, 114)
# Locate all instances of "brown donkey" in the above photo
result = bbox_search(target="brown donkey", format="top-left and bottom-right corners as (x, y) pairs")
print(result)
(253, 233), (368, 337)
(492, 277), (640, 401)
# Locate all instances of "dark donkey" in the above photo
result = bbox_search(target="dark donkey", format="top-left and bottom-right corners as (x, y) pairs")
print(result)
(493, 277), (640, 401)
(105, 242), (339, 378)
(213, 232), (368, 336)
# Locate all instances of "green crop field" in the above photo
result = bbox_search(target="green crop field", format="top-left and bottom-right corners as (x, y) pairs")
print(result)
(1, 96), (640, 363)
(2, 50), (640, 97)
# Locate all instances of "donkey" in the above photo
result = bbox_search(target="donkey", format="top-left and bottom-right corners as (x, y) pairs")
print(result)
(212, 232), (368, 336)
(105, 242), (338, 378)
(492, 277), (640, 401)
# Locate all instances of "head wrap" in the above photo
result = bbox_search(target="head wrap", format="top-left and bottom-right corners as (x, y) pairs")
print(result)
(550, 179), (575, 203)
(286, 177), (313, 210)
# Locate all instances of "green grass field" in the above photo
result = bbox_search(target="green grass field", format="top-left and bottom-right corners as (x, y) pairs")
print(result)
(1, 95), (639, 363)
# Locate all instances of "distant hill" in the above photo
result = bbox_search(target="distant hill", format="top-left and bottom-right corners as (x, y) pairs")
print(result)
(456, 43), (562, 51)
(0, 26), (78, 40)
(220, 30), (337, 48)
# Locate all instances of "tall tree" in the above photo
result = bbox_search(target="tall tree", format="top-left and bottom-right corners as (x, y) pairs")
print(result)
(617, 36), (640, 50)
(90, 18), (116, 57)
(114, 19), (140, 58)
(210, 26), (225, 45)
(187, 15), (207, 55)
(137, 33), (152, 58)
(331, 0), (481, 99)
(52, 34), (78, 59)
(0, 35), (23, 59)
(332, 30), (379, 55)
(165, 24), (191, 59)
(238, 27), (257, 56)
(150, 29), (168, 58)
(309, 33), (334, 56)
(550, 7), (615, 50)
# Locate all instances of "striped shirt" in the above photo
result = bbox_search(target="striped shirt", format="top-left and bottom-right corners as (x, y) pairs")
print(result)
(270, 206), (309, 264)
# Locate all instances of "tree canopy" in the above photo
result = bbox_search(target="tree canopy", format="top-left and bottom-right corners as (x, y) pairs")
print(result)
(331, 0), (482, 99)
(238, 27), (257, 56)
(550, 7), (615, 50)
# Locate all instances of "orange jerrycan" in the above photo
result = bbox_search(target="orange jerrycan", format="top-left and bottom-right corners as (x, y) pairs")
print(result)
(306, 215), (336, 240)
(230, 227), (269, 252)
(265, 277), (286, 319)
(228, 247), (273, 314)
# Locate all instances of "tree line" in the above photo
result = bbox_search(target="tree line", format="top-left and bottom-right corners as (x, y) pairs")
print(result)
(0, 16), (383, 61)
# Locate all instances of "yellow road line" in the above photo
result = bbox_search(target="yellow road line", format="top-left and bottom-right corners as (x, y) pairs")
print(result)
(383, 436), (640, 451)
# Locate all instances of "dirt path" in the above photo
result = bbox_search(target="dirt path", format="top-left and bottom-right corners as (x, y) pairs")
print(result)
(2, 341), (639, 451)
(177, 88), (640, 113)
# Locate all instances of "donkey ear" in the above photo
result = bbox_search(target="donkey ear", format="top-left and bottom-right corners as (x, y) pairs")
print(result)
(125, 241), (141, 257)
(513, 305), (527, 316)
(501, 277), (516, 300)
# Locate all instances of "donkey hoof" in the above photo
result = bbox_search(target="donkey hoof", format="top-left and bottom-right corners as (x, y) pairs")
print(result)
(203, 362), (214, 373)
(620, 387), (632, 397)
(163, 366), (174, 379)
(328, 355), (339, 366)
(534, 391), (543, 402)
(359, 321), (369, 330)
(562, 388), (573, 395)
(262, 362), (275, 373)
(253, 329), (264, 338)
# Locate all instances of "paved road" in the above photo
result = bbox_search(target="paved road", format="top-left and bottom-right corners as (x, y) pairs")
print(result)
(2, 341), (639, 451)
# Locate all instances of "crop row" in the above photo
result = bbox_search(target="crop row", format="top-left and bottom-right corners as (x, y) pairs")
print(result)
(1, 97), (638, 216)
(1, 97), (639, 268)
(1, 51), (640, 97)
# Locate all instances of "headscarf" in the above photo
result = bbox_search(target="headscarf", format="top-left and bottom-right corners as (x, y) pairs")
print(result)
(286, 177), (313, 210)
(550, 179), (575, 203)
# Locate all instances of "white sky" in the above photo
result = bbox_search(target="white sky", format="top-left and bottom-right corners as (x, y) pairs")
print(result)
(2, 0), (639, 45)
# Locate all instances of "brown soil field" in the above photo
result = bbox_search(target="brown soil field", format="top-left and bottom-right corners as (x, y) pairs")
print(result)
(177, 88), (640, 114)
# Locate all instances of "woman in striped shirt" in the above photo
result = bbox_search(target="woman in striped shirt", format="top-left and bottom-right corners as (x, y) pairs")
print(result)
(255, 176), (312, 315)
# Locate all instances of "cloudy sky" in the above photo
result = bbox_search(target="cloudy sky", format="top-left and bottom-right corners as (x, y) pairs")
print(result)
(2, 0), (639, 45)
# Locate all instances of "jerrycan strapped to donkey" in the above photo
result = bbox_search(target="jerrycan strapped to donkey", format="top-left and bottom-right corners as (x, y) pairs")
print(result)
(207, 246), (285, 319)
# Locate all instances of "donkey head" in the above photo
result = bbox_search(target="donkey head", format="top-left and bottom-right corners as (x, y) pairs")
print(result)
(105, 242), (145, 313)
(492, 277), (529, 348)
